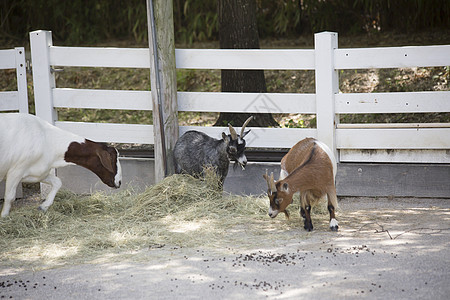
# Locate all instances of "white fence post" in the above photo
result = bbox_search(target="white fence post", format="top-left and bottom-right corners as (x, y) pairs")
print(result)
(15, 47), (29, 114)
(30, 30), (57, 124)
(314, 32), (339, 161)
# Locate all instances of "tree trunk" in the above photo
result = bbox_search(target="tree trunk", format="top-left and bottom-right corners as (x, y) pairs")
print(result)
(215, 0), (278, 127)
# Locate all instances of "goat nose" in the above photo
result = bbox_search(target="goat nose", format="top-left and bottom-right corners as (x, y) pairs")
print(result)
(268, 212), (272, 217)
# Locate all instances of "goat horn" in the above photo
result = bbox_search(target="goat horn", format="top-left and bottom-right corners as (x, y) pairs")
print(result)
(264, 169), (269, 182)
(228, 123), (238, 140)
(269, 172), (277, 192)
(240, 116), (253, 137)
(264, 169), (272, 193)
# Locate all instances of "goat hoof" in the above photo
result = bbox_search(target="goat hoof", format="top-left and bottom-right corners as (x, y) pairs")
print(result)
(304, 224), (313, 231)
(329, 218), (339, 231)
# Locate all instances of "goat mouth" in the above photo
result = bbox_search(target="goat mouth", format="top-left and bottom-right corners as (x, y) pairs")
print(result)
(236, 159), (247, 170)
(232, 159), (246, 170)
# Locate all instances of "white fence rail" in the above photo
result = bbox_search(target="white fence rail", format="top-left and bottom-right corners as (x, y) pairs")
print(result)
(30, 30), (450, 163)
(0, 47), (28, 113)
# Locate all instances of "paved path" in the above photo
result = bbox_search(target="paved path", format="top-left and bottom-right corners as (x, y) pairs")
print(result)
(1, 198), (449, 299)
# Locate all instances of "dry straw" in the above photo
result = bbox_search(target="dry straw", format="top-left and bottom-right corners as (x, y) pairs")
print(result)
(0, 171), (328, 269)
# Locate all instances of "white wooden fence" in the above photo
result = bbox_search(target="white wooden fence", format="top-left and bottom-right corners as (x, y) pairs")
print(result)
(0, 47), (28, 113)
(30, 30), (450, 164)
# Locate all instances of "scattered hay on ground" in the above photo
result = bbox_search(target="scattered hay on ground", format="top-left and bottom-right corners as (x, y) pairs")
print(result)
(0, 173), (330, 270)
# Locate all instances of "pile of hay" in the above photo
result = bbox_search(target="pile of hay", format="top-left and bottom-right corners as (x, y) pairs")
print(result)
(0, 172), (328, 269)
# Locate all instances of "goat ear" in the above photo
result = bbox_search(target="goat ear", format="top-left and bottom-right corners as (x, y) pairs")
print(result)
(240, 129), (251, 139)
(222, 132), (229, 144)
(281, 182), (289, 192)
(96, 149), (114, 173)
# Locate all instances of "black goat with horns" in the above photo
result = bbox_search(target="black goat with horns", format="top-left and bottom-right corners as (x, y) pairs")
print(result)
(173, 116), (253, 185)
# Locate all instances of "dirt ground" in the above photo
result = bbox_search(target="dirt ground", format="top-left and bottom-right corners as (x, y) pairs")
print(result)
(1, 197), (449, 299)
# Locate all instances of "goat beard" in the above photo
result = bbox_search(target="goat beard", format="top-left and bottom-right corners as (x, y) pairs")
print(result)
(283, 210), (290, 219)
(232, 159), (245, 170)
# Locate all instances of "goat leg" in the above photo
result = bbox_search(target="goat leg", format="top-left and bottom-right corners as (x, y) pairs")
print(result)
(38, 172), (62, 212)
(300, 192), (313, 231)
(1, 172), (21, 217)
(327, 191), (339, 231)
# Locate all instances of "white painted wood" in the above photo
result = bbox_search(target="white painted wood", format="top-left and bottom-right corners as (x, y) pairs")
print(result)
(337, 123), (450, 129)
(314, 32), (339, 159)
(336, 128), (450, 149)
(49, 47), (150, 68)
(177, 92), (316, 113)
(53, 88), (152, 110)
(340, 149), (450, 163)
(55, 121), (154, 144)
(30, 30), (450, 165)
(48, 47), (316, 70)
(53, 122), (316, 149)
(335, 45), (450, 69)
(175, 49), (315, 70)
(30, 30), (57, 123)
(179, 126), (317, 149)
(53, 123), (316, 149)
(336, 91), (450, 114)
(0, 92), (19, 111)
(52, 89), (317, 113)
(0, 48), (28, 113)
(0, 49), (15, 69)
(15, 47), (28, 113)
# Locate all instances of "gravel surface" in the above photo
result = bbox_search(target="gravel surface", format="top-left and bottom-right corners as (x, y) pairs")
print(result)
(1, 197), (449, 299)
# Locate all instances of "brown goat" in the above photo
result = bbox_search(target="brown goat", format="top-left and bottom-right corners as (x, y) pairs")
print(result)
(263, 138), (338, 231)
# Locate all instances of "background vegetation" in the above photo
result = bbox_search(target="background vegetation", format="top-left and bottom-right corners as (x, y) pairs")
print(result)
(1, 0), (449, 127)
(1, 0), (449, 45)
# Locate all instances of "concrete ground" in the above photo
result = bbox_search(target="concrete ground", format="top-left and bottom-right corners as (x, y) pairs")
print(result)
(1, 197), (449, 299)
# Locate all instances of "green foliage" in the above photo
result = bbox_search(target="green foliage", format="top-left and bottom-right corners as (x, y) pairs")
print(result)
(0, 0), (148, 45)
(175, 0), (218, 44)
(2, 0), (449, 46)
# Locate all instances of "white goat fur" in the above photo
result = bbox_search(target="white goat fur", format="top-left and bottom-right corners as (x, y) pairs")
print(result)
(0, 113), (121, 217)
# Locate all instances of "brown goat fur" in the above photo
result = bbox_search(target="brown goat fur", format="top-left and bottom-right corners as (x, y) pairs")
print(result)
(263, 138), (338, 231)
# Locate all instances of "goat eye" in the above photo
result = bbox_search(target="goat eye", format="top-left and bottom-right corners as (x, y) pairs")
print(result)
(228, 147), (237, 154)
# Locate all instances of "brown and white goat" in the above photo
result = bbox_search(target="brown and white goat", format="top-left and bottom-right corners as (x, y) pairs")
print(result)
(0, 113), (122, 217)
(263, 138), (338, 231)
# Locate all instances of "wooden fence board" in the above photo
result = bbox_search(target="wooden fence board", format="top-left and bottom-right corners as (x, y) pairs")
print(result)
(335, 45), (450, 69)
(179, 126), (317, 149)
(340, 149), (450, 163)
(336, 163), (450, 198)
(50, 47), (150, 68)
(175, 49), (315, 70)
(0, 49), (15, 69)
(178, 92), (316, 113)
(55, 121), (154, 144)
(336, 91), (450, 114)
(53, 88), (152, 110)
(0, 92), (19, 111)
(336, 128), (450, 149)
